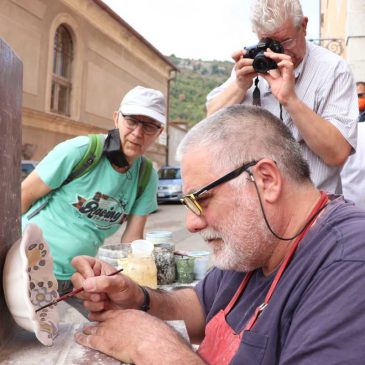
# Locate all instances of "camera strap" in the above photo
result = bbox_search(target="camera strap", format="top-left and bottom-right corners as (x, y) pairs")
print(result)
(252, 77), (261, 106)
(252, 76), (284, 121)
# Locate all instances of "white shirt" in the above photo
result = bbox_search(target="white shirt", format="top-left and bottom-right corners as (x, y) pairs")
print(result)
(207, 41), (358, 194)
(341, 122), (365, 208)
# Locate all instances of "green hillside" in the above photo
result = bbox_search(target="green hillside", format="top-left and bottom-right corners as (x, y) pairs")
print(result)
(168, 55), (233, 126)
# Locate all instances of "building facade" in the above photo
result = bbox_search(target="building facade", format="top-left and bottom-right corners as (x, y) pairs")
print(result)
(320, 0), (365, 81)
(0, 0), (177, 166)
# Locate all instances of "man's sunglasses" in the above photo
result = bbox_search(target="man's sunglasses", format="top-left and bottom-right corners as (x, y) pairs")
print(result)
(180, 160), (258, 216)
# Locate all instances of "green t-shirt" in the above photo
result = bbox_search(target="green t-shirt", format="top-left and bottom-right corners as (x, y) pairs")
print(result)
(22, 136), (158, 280)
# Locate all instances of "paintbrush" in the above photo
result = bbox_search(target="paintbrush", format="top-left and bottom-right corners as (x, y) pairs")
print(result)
(174, 251), (194, 257)
(35, 268), (123, 312)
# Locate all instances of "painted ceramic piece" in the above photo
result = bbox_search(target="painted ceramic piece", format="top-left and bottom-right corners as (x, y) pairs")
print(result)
(3, 223), (59, 346)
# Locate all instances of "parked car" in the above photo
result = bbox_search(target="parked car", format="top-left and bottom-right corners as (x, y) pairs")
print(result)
(21, 160), (38, 181)
(157, 166), (182, 203)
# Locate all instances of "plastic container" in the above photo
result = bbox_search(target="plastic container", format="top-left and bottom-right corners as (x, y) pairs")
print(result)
(189, 250), (211, 280)
(122, 240), (157, 288)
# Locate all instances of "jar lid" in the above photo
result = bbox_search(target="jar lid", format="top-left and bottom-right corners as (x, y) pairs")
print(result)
(154, 243), (174, 249)
(131, 240), (154, 257)
(187, 250), (210, 257)
(146, 231), (173, 239)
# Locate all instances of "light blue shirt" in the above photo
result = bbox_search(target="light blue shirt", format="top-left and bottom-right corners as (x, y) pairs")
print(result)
(22, 136), (158, 279)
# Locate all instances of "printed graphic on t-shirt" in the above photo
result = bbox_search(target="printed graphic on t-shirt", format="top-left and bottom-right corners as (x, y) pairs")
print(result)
(72, 191), (127, 229)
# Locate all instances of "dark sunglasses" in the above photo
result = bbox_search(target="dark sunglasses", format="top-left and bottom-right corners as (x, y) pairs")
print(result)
(180, 160), (258, 215)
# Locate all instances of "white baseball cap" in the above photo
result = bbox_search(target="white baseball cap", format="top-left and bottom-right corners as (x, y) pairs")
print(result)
(119, 86), (167, 125)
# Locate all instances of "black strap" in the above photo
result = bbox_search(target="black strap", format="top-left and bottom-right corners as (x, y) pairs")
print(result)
(138, 285), (150, 312)
(252, 77), (261, 106)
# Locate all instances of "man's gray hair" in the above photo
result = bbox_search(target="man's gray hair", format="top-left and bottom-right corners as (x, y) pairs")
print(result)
(250, 0), (304, 35)
(177, 105), (311, 184)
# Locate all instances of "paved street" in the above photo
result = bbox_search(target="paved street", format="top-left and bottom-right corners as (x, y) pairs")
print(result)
(104, 202), (210, 252)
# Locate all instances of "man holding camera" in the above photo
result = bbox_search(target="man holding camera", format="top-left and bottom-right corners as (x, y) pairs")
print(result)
(207, 0), (358, 194)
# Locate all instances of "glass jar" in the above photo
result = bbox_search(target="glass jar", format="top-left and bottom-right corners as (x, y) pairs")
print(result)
(97, 243), (131, 269)
(154, 243), (175, 285)
(122, 240), (157, 288)
(175, 256), (195, 284)
(146, 231), (174, 249)
(124, 254), (157, 289)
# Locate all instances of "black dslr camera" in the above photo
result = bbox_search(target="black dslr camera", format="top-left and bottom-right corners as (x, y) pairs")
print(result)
(244, 38), (284, 73)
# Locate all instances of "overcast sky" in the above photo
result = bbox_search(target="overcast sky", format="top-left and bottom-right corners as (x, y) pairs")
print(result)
(101, 0), (320, 61)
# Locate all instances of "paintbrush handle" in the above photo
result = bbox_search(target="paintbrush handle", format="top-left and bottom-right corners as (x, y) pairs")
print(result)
(35, 268), (123, 312)
(54, 286), (84, 304)
(174, 251), (194, 257)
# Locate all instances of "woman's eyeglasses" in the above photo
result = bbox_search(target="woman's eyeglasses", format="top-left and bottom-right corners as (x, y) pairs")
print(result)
(180, 161), (258, 216)
(121, 113), (162, 135)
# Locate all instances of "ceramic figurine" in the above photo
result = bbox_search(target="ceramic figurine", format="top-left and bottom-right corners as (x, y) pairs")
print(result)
(3, 223), (59, 346)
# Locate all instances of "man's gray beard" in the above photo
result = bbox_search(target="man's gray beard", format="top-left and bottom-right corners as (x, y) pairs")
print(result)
(199, 194), (273, 272)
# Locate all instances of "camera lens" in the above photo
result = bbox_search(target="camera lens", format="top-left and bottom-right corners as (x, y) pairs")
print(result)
(253, 53), (277, 73)
(253, 55), (270, 73)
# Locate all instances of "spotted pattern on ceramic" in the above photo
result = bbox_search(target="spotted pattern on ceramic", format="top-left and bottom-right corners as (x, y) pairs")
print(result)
(26, 240), (59, 343)
(3, 224), (60, 346)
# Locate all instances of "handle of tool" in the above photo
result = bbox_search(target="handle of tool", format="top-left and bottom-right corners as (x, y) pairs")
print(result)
(35, 268), (123, 312)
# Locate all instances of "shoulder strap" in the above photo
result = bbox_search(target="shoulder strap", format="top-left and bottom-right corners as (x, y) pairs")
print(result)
(63, 134), (105, 186)
(136, 156), (153, 199)
(27, 134), (105, 220)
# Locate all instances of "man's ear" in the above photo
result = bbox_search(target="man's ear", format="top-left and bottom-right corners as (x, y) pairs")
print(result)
(301, 16), (308, 36)
(113, 111), (119, 129)
(250, 159), (282, 203)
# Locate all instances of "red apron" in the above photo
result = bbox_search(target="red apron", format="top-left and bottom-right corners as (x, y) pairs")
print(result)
(198, 192), (328, 365)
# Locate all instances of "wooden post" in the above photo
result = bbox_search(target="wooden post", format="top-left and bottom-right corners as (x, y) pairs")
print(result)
(0, 38), (23, 348)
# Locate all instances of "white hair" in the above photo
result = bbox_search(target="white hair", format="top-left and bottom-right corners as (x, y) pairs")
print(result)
(250, 0), (304, 34)
(176, 105), (311, 184)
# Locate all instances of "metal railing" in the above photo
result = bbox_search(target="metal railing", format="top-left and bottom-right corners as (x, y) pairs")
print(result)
(308, 38), (344, 55)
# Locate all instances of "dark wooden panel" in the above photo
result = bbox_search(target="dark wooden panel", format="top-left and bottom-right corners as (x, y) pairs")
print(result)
(0, 38), (23, 347)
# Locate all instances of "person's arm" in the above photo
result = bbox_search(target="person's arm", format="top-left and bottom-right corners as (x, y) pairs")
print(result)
(75, 309), (204, 364)
(122, 164), (158, 243)
(71, 256), (206, 342)
(22, 136), (90, 214)
(21, 170), (52, 214)
(206, 81), (248, 116)
(144, 286), (206, 344)
(120, 214), (147, 242)
(261, 51), (352, 166)
(282, 98), (351, 166)
(206, 50), (257, 116)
